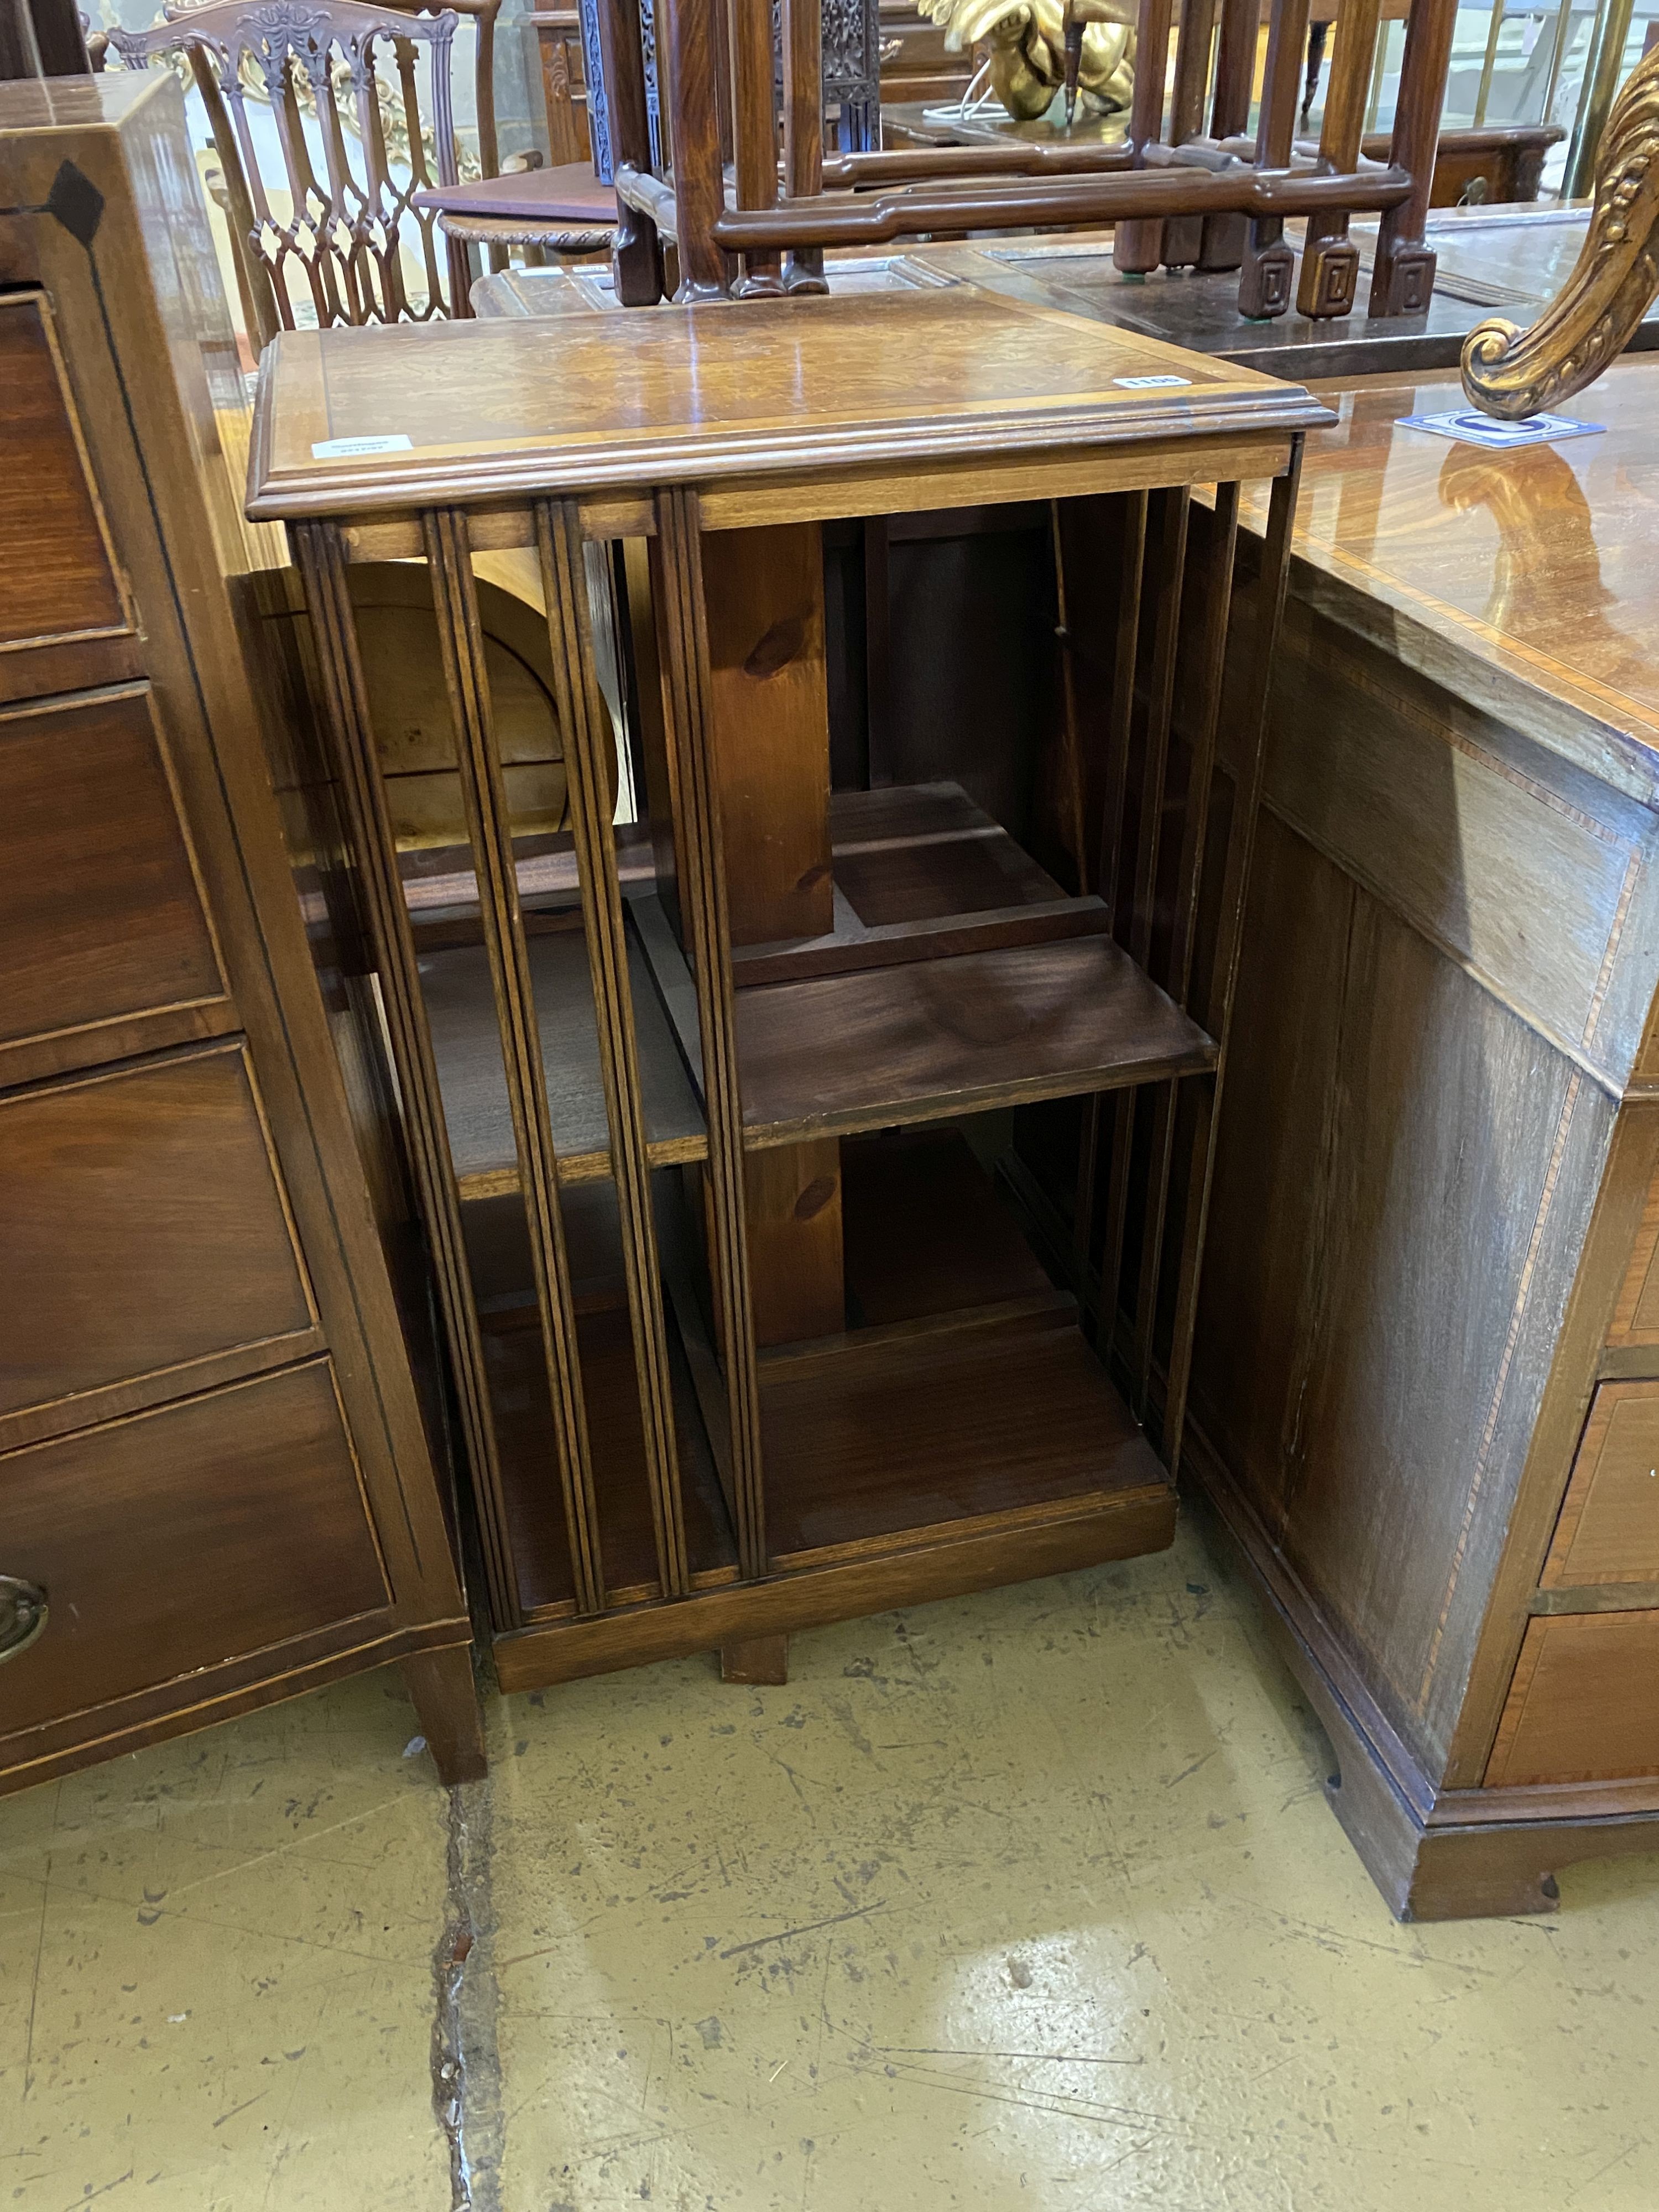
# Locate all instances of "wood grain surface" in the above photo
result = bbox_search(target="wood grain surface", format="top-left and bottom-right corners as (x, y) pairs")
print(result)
(763, 1317), (1168, 1562)
(0, 1044), (315, 1437)
(0, 1361), (389, 1741)
(0, 292), (132, 695)
(1486, 1611), (1659, 1785)
(735, 930), (1216, 1148)
(248, 288), (1325, 520)
(1542, 1383), (1659, 1587)
(0, 684), (230, 1087)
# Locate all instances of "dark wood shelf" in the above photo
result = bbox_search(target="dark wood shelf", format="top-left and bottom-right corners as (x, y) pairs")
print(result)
(761, 1312), (1170, 1568)
(630, 782), (1215, 1151)
(421, 919), (706, 1199)
(737, 931), (1214, 1150)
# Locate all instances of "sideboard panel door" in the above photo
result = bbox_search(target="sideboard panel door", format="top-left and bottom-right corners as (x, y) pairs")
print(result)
(0, 1360), (390, 1740)
(1542, 1381), (1659, 1588)
(1486, 1611), (1659, 1785)
(0, 292), (137, 704)
(0, 1042), (316, 1438)
(0, 684), (232, 1088)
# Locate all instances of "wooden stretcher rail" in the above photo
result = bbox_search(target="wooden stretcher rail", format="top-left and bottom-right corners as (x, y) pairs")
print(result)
(609, 163), (1415, 254)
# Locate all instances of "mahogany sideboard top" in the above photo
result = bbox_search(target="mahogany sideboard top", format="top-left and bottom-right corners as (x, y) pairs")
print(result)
(1243, 361), (1659, 790)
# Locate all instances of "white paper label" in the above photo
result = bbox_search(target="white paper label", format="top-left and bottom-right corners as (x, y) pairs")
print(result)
(311, 433), (415, 458)
(1394, 410), (1604, 449)
(1114, 374), (1192, 389)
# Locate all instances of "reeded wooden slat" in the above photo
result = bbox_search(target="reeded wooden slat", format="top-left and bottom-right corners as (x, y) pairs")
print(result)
(1161, 441), (1305, 1470)
(1048, 501), (1089, 895)
(1130, 483), (1238, 1418)
(538, 498), (691, 1600)
(1095, 489), (1149, 950)
(1096, 492), (1190, 1374)
(1167, 481), (1240, 1011)
(422, 507), (606, 1616)
(1076, 489), (1147, 1309)
(289, 520), (518, 1626)
(1128, 487), (1190, 977)
(653, 486), (767, 1579)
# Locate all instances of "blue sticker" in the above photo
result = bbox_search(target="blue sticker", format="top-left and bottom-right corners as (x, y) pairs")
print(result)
(1395, 410), (1605, 448)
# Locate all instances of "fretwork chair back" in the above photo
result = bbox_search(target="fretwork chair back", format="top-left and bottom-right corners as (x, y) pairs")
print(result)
(596, 0), (1456, 319)
(108, 0), (502, 347)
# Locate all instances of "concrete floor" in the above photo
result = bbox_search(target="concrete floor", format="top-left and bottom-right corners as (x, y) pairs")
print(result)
(3, 1520), (1656, 2212)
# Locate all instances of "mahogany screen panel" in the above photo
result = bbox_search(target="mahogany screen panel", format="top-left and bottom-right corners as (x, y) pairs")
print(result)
(0, 1042), (315, 1427)
(0, 685), (228, 1084)
(0, 1359), (390, 1738)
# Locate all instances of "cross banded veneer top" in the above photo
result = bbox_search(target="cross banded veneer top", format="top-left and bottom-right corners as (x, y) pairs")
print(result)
(246, 285), (1330, 524)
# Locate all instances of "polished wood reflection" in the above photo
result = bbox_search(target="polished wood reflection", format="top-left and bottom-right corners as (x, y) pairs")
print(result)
(1244, 361), (1659, 757)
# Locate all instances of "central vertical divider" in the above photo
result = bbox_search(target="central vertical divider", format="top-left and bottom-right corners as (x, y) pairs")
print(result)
(653, 488), (769, 1580)
(425, 505), (606, 1618)
(538, 498), (691, 1600)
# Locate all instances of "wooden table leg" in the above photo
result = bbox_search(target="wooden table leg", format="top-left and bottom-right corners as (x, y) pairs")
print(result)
(401, 1646), (488, 1785)
(721, 1634), (790, 1684)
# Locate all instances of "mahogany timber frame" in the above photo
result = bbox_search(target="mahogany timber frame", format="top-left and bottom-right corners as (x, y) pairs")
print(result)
(248, 285), (1324, 1694)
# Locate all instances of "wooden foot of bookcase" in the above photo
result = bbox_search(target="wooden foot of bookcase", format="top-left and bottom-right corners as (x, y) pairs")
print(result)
(721, 1634), (789, 1684)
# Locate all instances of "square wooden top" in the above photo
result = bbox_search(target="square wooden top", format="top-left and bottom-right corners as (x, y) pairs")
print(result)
(246, 285), (1328, 525)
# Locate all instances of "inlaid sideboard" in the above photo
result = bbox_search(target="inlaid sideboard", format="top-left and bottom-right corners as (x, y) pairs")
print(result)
(0, 72), (483, 1791)
(1189, 361), (1659, 1915)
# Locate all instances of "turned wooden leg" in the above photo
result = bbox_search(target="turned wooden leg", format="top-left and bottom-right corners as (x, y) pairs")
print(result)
(721, 1634), (789, 1684)
(401, 1646), (487, 1785)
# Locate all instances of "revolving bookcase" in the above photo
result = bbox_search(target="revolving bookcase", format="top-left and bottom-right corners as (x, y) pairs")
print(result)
(248, 286), (1323, 1691)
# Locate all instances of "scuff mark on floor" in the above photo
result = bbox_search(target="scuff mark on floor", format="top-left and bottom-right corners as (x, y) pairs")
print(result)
(431, 1772), (505, 2212)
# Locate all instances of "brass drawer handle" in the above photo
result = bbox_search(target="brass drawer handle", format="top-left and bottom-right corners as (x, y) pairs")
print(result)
(0, 1576), (47, 1665)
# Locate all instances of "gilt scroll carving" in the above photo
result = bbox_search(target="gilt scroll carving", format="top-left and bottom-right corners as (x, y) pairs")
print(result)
(1462, 40), (1659, 418)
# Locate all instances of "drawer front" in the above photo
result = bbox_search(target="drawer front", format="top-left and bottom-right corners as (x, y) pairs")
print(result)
(1486, 1612), (1659, 1786)
(0, 1359), (390, 1739)
(1610, 1159), (1659, 1349)
(0, 685), (232, 1086)
(0, 293), (138, 703)
(1543, 1383), (1659, 1587)
(0, 1043), (317, 1442)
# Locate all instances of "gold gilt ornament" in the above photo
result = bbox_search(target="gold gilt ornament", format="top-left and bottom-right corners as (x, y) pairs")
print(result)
(920, 0), (1134, 123)
(1461, 39), (1659, 417)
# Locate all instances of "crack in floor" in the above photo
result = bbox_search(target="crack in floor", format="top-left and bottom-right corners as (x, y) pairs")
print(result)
(431, 1771), (505, 2211)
